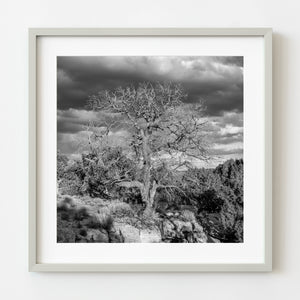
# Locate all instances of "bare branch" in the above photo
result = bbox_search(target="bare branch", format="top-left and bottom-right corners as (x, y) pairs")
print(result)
(115, 180), (144, 190)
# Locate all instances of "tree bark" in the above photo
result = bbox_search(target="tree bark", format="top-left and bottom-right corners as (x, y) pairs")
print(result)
(140, 128), (156, 216)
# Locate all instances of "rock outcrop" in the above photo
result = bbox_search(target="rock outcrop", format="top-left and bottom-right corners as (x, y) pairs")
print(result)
(159, 211), (207, 243)
(57, 196), (208, 243)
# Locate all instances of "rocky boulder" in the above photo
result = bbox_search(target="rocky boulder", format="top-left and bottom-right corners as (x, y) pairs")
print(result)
(160, 210), (208, 243)
(140, 228), (161, 243)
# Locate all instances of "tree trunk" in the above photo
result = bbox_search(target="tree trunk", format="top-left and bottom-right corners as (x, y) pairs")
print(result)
(140, 128), (156, 217)
(143, 181), (158, 217)
(116, 128), (159, 217)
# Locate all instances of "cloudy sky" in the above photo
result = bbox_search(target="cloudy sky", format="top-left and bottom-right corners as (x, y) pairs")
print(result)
(57, 56), (243, 166)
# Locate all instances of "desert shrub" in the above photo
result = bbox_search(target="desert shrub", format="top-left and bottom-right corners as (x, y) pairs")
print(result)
(100, 214), (114, 231)
(179, 159), (244, 242)
(74, 206), (92, 221)
(196, 189), (224, 213)
(57, 216), (76, 242)
(80, 148), (137, 198)
(119, 187), (143, 205)
(79, 228), (87, 237)
(57, 196), (76, 211)
(57, 195), (124, 243)
(59, 164), (84, 195)
(60, 210), (73, 221)
(62, 196), (76, 206)
(57, 225), (76, 242)
(58, 147), (138, 199)
(57, 201), (69, 212)
(219, 201), (243, 242)
(57, 151), (69, 179)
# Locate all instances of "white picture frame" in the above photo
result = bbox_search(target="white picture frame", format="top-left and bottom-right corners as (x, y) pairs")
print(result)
(29, 28), (272, 272)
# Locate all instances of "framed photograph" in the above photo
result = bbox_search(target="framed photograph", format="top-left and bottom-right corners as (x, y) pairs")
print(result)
(29, 28), (272, 272)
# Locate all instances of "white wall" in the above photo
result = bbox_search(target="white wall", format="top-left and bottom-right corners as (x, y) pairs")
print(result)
(0, 0), (299, 299)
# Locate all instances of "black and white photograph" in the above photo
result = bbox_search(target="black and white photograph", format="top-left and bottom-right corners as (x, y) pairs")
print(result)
(57, 56), (244, 243)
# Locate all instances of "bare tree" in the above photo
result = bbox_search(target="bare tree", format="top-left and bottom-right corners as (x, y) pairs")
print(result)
(87, 82), (210, 216)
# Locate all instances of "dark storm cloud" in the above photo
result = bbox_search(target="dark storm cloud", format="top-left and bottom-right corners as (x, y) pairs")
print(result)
(58, 57), (165, 110)
(57, 56), (243, 116)
(57, 57), (243, 162)
(57, 109), (122, 134)
(211, 56), (243, 67)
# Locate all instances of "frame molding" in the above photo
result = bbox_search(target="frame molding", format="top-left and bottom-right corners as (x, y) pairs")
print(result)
(29, 28), (272, 272)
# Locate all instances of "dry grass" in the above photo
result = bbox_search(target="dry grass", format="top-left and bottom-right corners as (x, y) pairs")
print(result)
(86, 212), (114, 231)
(109, 201), (134, 218)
